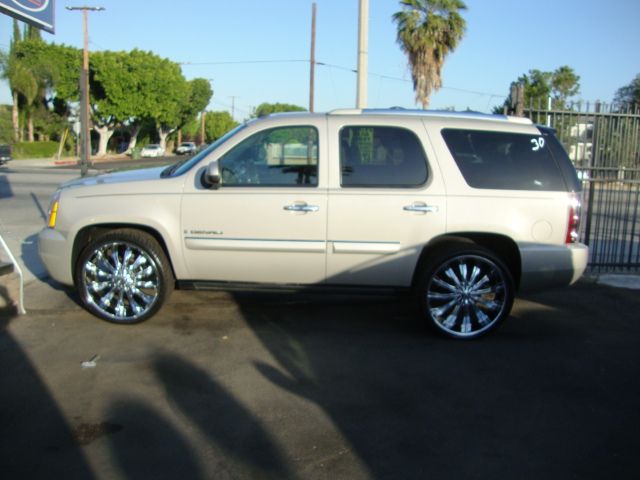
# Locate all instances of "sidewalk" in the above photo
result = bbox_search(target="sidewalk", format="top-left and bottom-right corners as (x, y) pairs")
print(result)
(7, 154), (132, 169)
(595, 274), (640, 290)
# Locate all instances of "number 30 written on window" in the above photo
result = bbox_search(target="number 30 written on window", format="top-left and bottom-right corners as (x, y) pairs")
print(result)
(531, 137), (545, 151)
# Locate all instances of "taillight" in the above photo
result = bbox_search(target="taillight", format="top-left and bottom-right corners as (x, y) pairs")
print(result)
(566, 194), (581, 244)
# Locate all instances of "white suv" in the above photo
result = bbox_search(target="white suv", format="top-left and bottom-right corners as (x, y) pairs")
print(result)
(39, 109), (588, 338)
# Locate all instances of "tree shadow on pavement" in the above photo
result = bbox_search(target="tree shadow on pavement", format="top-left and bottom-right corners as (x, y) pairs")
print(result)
(103, 350), (293, 480)
(0, 309), (95, 479)
(153, 351), (293, 479)
(106, 397), (203, 480)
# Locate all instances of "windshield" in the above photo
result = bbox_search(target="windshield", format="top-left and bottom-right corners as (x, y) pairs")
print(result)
(161, 123), (247, 178)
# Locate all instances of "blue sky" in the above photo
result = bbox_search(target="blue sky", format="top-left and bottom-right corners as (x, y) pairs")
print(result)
(1, 0), (638, 119)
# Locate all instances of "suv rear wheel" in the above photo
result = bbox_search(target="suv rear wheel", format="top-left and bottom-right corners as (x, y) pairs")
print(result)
(75, 229), (174, 324)
(417, 243), (514, 339)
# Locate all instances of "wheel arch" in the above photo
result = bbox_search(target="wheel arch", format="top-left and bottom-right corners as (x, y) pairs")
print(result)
(71, 223), (176, 286)
(412, 233), (522, 290)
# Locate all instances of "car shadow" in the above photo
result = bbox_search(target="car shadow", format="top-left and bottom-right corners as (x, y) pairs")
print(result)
(0, 174), (13, 199)
(231, 284), (640, 479)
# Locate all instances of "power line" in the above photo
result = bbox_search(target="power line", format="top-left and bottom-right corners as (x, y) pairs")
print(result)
(316, 61), (506, 99)
(179, 57), (507, 101)
(180, 59), (307, 66)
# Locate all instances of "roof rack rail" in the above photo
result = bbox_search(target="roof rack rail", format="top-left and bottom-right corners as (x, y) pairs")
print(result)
(328, 108), (532, 124)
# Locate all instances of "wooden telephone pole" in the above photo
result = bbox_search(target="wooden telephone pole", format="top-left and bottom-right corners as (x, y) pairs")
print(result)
(66, 6), (105, 176)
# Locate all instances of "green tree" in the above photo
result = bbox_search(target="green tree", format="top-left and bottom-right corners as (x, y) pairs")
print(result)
(87, 50), (213, 155)
(614, 73), (640, 108)
(204, 111), (238, 142)
(498, 66), (580, 113)
(551, 66), (580, 108)
(521, 69), (552, 106)
(15, 40), (80, 142)
(2, 27), (81, 143)
(180, 116), (200, 141)
(0, 105), (12, 144)
(89, 50), (132, 155)
(15, 26), (47, 142)
(0, 20), (32, 142)
(186, 79), (213, 119)
(393, 0), (467, 109)
(175, 78), (213, 146)
(118, 49), (167, 151)
(147, 58), (190, 150)
(251, 102), (306, 118)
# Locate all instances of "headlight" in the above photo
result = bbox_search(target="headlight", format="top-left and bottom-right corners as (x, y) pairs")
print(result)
(47, 191), (61, 229)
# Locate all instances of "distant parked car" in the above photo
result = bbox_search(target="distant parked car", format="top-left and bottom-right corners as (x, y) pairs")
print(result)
(140, 144), (165, 158)
(176, 142), (197, 155)
(0, 144), (11, 165)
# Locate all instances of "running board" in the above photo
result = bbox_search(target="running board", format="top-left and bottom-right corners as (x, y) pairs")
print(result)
(177, 280), (408, 297)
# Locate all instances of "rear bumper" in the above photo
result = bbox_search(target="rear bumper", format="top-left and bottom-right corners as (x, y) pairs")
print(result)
(519, 242), (589, 292)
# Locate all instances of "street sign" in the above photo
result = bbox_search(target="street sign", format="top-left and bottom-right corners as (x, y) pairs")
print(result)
(0, 0), (55, 34)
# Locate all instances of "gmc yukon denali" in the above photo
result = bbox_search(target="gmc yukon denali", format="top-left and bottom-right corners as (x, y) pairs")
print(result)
(39, 109), (588, 338)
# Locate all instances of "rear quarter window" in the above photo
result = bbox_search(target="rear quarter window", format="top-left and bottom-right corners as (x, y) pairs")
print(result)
(442, 129), (568, 191)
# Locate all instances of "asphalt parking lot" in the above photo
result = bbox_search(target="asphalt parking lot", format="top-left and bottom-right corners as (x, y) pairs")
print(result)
(1, 277), (639, 480)
(1, 161), (639, 479)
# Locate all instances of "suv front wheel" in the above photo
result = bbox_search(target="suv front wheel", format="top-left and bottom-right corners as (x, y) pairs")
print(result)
(417, 243), (514, 339)
(75, 229), (174, 324)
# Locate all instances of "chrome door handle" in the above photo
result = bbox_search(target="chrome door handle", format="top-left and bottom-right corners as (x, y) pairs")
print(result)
(403, 203), (439, 213)
(283, 203), (319, 213)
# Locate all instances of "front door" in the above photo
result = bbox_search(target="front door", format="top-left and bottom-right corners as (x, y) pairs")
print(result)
(181, 123), (327, 284)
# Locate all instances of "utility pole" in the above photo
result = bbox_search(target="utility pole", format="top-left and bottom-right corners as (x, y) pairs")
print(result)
(67, 6), (105, 177)
(356, 0), (368, 109)
(229, 96), (238, 120)
(309, 2), (317, 112)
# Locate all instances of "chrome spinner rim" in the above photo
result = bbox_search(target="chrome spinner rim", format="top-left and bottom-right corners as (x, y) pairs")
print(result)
(82, 241), (160, 321)
(426, 255), (508, 337)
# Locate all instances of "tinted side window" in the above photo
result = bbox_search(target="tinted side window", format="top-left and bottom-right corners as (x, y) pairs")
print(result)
(442, 129), (567, 191)
(538, 127), (582, 192)
(340, 126), (428, 187)
(219, 126), (318, 187)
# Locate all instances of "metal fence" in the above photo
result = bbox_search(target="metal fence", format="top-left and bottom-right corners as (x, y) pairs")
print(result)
(525, 102), (640, 272)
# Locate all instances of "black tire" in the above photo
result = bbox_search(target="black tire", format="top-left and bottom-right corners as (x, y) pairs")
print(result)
(75, 229), (174, 324)
(416, 242), (515, 339)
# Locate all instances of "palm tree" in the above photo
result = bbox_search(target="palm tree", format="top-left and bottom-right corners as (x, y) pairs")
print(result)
(393, 0), (467, 109)
(0, 21), (42, 142)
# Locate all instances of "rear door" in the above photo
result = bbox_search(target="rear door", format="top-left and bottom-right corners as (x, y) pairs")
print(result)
(325, 116), (447, 287)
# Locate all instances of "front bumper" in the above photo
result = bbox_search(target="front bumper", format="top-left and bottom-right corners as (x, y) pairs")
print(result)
(38, 228), (74, 286)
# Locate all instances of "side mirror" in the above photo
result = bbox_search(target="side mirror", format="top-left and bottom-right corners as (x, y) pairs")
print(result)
(202, 160), (221, 189)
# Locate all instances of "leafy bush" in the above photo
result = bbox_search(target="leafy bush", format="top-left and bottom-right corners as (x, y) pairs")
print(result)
(12, 141), (59, 159)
